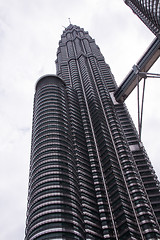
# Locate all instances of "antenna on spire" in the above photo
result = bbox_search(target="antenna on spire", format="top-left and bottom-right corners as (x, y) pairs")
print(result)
(62, 26), (66, 29)
(68, 18), (71, 24)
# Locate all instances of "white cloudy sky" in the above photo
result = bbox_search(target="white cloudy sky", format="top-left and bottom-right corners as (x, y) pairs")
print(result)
(0, 0), (160, 239)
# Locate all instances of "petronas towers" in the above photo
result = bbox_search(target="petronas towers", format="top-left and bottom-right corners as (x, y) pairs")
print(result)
(25, 24), (160, 240)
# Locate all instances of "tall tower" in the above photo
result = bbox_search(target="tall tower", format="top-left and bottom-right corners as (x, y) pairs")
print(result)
(124, 0), (160, 37)
(25, 24), (160, 240)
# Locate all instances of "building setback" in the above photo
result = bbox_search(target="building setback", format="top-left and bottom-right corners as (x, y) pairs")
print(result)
(25, 24), (160, 240)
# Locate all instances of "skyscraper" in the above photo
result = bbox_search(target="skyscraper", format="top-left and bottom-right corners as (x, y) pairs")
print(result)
(124, 0), (160, 38)
(25, 24), (160, 239)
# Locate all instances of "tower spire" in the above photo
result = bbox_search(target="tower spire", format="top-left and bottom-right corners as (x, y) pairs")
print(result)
(68, 18), (71, 24)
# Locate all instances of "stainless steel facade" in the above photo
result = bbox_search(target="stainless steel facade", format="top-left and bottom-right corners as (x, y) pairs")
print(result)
(25, 25), (160, 239)
(124, 0), (160, 37)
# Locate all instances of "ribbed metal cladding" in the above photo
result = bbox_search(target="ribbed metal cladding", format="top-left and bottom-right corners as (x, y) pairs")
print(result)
(26, 25), (160, 240)
(25, 75), (84, 240)
(55, 24), (160, 239)
(124, 0), (160, 37)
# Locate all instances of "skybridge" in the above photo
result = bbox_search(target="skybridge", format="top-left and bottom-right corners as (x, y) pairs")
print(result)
(114, 37), (160, 103)
(114, 37), (160, 139)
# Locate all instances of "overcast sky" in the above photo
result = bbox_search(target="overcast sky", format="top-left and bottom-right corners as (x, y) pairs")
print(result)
(0, 0), (160, 239)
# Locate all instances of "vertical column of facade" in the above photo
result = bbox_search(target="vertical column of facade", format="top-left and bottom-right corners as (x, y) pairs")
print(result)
(25, 75), (84, 240)
(87, 52), (160, 238)
(57, 25), (117, 239)
(67, 86), (111, 239)
(56, 24), (160, 239)
(67, 40), (116, 238)
(77, 53), (143, 239)
(56, 25), (141, 239)
(115, 103), (160, 231)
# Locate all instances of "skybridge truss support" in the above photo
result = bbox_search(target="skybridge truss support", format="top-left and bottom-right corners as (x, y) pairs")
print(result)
(114, 37), (160, 103)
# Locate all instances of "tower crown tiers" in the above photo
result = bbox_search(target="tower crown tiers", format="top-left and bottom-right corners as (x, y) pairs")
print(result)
(63, 24), (85, 35)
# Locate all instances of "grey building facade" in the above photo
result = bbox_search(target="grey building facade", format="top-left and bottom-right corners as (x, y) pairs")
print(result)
(25, 24), (160, 240)
(124, 0), (160, 37)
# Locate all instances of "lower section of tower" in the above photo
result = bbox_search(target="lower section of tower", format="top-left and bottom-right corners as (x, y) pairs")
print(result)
(25, 75), (160, 240)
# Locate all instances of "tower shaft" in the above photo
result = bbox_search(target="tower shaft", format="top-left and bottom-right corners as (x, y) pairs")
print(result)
(25, 25), (160, 240)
